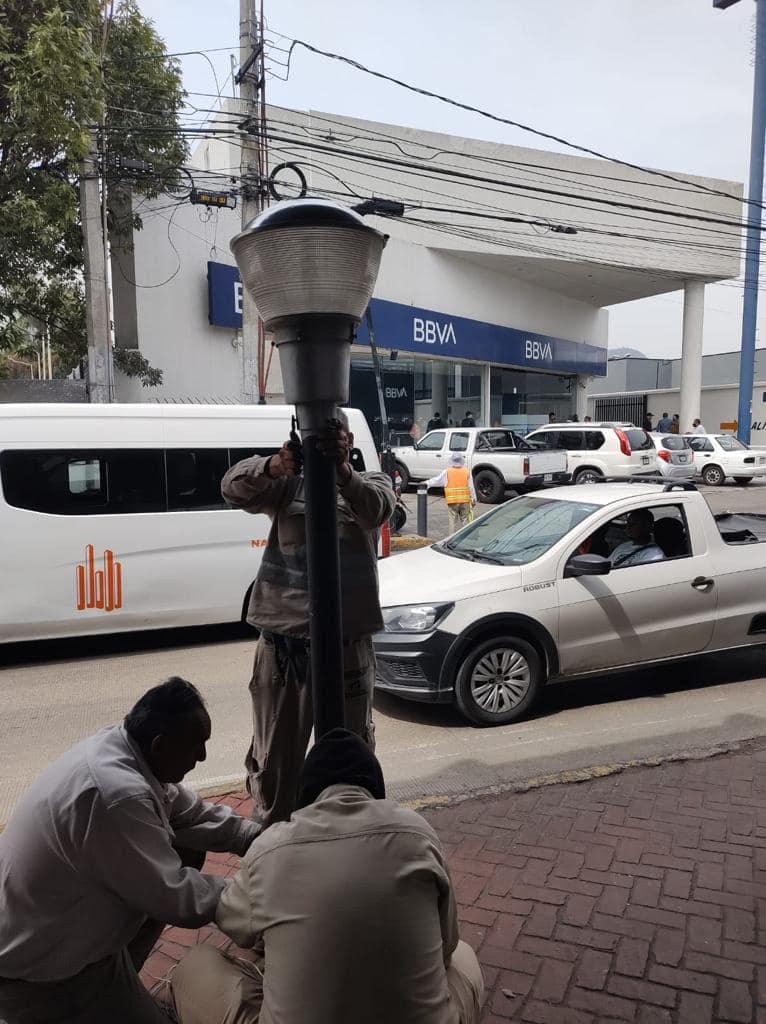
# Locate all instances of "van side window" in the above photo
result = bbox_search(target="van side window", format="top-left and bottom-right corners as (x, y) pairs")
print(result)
(0, 449), (164, 514)
(229, 447), (282, 465)
(167, 450), (230, 511)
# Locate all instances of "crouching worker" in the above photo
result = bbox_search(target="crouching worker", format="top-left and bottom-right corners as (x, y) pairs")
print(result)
(0, 678), (260, 1024)
(171, 728), (484, 1024)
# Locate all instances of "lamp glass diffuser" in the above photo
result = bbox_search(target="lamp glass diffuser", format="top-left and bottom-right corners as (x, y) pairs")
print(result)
(230, 200), (387, 328)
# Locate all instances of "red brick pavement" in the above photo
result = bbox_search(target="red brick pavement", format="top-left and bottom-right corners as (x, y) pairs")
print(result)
(142, 744), (766, 1023)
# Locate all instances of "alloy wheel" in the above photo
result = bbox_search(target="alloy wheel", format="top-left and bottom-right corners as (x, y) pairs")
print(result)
(470, 647), (531, 714)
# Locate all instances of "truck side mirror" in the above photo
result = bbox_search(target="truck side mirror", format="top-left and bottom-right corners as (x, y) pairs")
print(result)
(564, 553), (612, 578)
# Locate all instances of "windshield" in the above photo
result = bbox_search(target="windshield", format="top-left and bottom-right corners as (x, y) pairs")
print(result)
(716, 435), (747, 452)
(438, 495), (600, 565)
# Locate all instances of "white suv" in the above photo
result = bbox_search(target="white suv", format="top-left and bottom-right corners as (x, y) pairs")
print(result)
(526, 423), (655, 483)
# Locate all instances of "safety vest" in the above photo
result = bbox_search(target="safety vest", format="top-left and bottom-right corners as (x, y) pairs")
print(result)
(445, 467), (471, 505)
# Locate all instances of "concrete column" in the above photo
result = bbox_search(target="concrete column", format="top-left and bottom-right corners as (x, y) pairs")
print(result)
(430, 361), (449, 423)
(576, 376), (592, 421)
(679, 281), (705, 434)
(482, 362), (492, 426)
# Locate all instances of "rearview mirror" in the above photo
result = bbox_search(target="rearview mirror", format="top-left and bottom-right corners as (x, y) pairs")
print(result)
(564, 554), (611, 578)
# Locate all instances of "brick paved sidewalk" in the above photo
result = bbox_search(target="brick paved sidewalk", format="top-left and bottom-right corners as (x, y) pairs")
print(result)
(142, 742), (766, 1023)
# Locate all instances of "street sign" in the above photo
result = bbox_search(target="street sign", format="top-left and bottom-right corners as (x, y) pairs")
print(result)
(191, 189), (237, 210)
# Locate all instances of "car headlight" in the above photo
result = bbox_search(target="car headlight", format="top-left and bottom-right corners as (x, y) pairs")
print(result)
(381, 603), (453, 633)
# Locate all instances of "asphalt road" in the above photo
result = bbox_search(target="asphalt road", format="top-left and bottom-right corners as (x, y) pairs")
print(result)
(1, 480), (764, 825)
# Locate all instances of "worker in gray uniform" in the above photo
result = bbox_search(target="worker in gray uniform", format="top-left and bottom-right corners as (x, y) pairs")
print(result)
(221, 411), (395, 826)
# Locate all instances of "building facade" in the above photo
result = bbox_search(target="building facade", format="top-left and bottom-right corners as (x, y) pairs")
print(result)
(111, 105), (743, 443)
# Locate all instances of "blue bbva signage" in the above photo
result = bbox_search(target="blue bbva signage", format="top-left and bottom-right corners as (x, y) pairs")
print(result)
(207, 261), (607, 376)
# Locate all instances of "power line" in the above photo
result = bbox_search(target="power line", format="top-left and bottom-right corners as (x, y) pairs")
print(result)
(281, 37), (762, 213)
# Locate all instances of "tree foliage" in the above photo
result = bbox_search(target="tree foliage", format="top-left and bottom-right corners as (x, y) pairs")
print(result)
(0, 0), (186, 377)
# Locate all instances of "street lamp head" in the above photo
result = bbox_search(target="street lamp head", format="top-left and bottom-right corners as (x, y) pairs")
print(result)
(230, 199), (387, 329)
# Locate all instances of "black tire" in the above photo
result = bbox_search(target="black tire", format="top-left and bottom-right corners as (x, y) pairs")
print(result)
(455, 635), (544, 726)
(395, 461), (411, 491)
(734, 477), (753, 485)
(701, 464), (726, 486)
(390, 503), (406, 532)
(474, 469), (505, 503)
(573, 466), (604, 484)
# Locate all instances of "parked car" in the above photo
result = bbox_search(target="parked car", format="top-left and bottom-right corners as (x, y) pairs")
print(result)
(651, 433), (695, 480)
(686, 433), (766, 485)
(525, 423), (655, 483)
(390, 427), (568, 503)
(374, 481), (766, 726)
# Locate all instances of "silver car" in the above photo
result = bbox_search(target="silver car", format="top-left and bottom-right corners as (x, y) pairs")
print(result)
(653, 434), (695, 479)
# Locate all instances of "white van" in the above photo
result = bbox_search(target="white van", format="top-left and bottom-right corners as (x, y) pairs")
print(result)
(0, 404), (384, 643)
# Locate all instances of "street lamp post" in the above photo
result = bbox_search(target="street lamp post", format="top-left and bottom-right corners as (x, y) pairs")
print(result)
(231, 200), (387, 738)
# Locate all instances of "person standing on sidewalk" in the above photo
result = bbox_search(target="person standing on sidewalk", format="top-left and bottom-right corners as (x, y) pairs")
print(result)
(170, 729), (484, 1024)
(221, 413), (395, 827)
(425, 452), (477, 534)
(0, 678), (259, 1024)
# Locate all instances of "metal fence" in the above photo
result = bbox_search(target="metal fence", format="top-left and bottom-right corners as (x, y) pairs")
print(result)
(594, 394), (647, 426)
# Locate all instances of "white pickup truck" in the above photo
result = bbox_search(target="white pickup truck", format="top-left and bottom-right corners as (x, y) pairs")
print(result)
(392, 427), (569, 503)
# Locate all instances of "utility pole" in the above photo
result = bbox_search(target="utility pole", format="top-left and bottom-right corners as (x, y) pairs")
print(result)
(238, 0), (269, 403)
(715, 0), (766, 442)
(80, 133), (112, 403)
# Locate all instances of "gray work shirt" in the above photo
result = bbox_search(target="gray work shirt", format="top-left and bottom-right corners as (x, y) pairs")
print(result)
(0, 726), (259, 982)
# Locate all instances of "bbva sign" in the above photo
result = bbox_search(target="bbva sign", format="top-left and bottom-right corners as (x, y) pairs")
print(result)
(413, 317), (457, 346)
(525, 339), (554, 362)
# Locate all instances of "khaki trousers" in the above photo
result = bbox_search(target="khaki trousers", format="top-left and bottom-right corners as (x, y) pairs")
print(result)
(447, 503), (470, 533)
(245, 633), (376, 827)
(171, 940), (484, 1024)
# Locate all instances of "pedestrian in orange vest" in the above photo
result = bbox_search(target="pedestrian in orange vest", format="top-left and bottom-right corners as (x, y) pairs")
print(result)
(425, 453), (477, 534)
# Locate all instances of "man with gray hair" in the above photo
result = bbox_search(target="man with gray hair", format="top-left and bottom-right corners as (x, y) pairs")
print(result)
(221, 413), (395, 827)
(425, 452), (477, 533)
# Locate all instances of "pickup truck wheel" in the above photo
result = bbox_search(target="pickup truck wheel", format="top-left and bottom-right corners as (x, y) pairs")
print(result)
(395, 461), (411, 490)
(701, 464), (725, 486)
(573, 467), (603, 484)
(455, 636), (543, 726)
(474, 469), (505, 503)
(734, 477), (753, 485)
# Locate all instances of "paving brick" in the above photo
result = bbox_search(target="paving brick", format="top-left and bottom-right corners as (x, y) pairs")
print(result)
(520, 1000), (595, 1024)
(607, 975), (677, 1009)
(647, 965), (717, 995)
(637, 1008), (672, 1024)
(574, 949), (611, 991)
(516, 936), (579, 963)
(524, 904), (557, 939)
(677, 991), (714, 1022)
(615, 937), (649, 978)
(725, 907), (757, 943)
(598, 885), (630, 916)
(633, 878), (661, 907)
(653, 928), (686, 967)
(718, 978), (755, 1023)
(627, 905), (685, 930)
(663, 869), (692, 899)
(555, 923), (619, 951)
(686, 915), (722, 954)
(685, 951), (753, 982)
(617, 838), (644, 863)
(592, 913), (655, 942)
(569, 986), (637, 1021)
(487, 913), (525, 947)
(555, 851), (584, 878)
(531, 959), (573, 1003)
(561, 893), (596, 927)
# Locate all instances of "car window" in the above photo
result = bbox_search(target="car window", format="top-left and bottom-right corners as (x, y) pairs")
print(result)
(449, 432), (470, 451)
(585, 431), (605, 450)
(625, 429), (654, 451)
(557, 430), (584, 450)
(477, 430), (513, 449)
(687, 437), (714, 453)
(526, 430), (560, 450)
(417, 431), (446, 451)
(661, 436), (688, 451)
(570, 503), (690, 568)
(440, 495), (599, 565)
(716, 435), (747, 452)
(167, 449), (230, 511)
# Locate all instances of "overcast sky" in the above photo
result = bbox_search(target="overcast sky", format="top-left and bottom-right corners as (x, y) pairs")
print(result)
(138, 0), (758, 358)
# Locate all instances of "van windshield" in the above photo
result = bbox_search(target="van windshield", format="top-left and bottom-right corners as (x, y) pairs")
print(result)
(438, 495), (600, 565)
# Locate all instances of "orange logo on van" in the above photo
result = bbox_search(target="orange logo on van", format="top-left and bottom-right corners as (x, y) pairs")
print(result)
(76, 545), (123, 612)
(250, 539), (268, 548)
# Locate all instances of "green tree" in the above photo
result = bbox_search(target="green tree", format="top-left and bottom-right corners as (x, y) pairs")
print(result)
(0, 0), (186, 379)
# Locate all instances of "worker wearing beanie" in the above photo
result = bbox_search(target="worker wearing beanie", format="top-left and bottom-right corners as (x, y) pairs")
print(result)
(171, 729), (484, 1024)
(426, 452), (477, 534)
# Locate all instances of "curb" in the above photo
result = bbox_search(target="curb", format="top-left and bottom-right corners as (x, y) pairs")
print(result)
(391, 535), (433, 551)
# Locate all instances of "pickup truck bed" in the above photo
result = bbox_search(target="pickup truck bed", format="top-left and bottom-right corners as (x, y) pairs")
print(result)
(715, 512), (766, 544)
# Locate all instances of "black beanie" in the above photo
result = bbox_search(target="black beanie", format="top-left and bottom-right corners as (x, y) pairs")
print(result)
(298, 728), (386, 808)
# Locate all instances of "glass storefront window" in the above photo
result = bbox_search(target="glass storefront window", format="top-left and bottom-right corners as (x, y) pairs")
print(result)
(413, 358), (484, 436)
(489, 367), (574, 435)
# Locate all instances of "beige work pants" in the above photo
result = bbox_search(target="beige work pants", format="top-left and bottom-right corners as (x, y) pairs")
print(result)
(245, 633), (376, 827)
(448, 502), (471, 533)
(171, 941), (484, 1024)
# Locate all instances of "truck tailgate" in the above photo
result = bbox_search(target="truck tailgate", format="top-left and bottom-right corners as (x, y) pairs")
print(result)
(528, 450), (568, 474)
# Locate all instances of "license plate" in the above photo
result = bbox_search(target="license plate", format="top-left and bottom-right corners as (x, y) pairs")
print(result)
(544, 473), (552, 482)
(641, 456), (650, 464)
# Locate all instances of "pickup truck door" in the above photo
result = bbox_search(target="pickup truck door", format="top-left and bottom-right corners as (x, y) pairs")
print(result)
(555, 500), (717, 675)
(408, 430), (448, 479)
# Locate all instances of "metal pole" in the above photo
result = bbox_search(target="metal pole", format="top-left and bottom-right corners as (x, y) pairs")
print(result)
(417, 485), (428, 537)
(365, 307), (389, 448)
(302, 434), (346, 737)
(80, 132), (111, 403)
(239, 0), (261, 404)
(738, 0), (766, 443)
